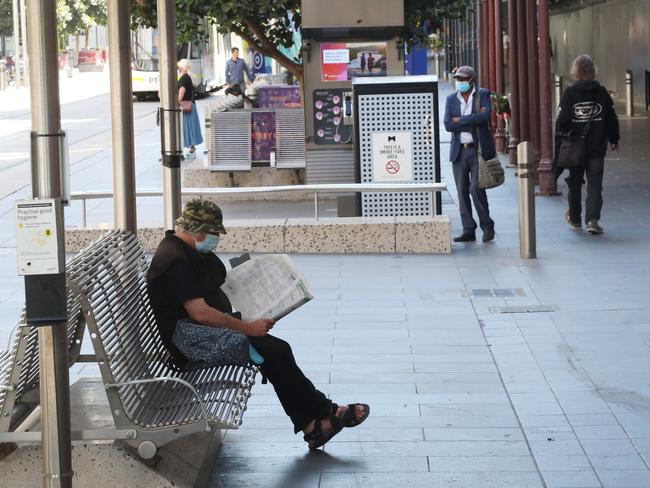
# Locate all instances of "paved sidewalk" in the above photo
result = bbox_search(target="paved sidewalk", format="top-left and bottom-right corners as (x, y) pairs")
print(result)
(0, 83), (649, 487)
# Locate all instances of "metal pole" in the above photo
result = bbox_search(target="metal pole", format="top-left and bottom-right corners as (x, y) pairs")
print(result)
(494, 0), (506, 153)
(26, 1), (73, 486)
(554, 74), (563, 116)
(157, 0), (183, 229)
(0, 66), (6, 90)
(625, 69), (634, 117)
(108, 0), (137, 233)
(20, 0), (28, 83)
(537, 0), (558, 196)
(517, 142), (536, 259)
(12, 0), (21, 87)
(507, 0), (520, 167)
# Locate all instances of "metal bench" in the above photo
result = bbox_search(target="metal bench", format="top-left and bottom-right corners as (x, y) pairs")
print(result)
(65, 230), (257, 459)
(0, 263), (87, 435)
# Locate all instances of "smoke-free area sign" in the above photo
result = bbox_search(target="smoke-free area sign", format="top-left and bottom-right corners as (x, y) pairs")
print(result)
(371, 132), (413, 182)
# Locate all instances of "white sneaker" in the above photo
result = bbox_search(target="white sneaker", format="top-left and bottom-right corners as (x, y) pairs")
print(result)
(184, 151), (196, 160)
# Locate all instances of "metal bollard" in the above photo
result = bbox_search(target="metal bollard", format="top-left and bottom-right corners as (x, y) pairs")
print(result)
(67, 54), (74, 78)
(517, 142), (536, 259)
(0, 67), (5, 90)
(554, 74), (563, 115)
(625, 69), (634, 117)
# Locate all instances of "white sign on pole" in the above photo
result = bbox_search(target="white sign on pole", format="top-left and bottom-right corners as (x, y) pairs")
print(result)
(14, 199), (62, 275)
(371, 131), (413, 182)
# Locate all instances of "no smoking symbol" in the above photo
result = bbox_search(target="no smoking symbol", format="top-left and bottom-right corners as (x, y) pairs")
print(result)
(386, 160), (400, 175)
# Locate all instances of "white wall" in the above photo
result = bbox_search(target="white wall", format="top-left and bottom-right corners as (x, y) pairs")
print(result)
(550, 0), (650, 109)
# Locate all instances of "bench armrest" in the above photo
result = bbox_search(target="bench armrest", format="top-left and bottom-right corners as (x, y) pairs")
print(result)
(105, 377), (211, 433)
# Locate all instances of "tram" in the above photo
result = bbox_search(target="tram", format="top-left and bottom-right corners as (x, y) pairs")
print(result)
(131, 27), (219, 100)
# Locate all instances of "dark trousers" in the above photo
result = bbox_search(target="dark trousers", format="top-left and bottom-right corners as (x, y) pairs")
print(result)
(452, 147), (495, 233)
(566, 157), (604, 222)
(249, 334), (332, 433)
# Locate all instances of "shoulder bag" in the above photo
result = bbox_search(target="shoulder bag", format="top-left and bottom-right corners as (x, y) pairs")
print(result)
(180, 78), (194, 113)
(474, 89), (505, 190)
(556, 102), (596, 168)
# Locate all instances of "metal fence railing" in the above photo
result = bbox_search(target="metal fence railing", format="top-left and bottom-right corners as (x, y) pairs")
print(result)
(70, 182), (448, 227)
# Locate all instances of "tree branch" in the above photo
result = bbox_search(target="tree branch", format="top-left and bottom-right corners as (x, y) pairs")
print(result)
(238, 16), (303, 79)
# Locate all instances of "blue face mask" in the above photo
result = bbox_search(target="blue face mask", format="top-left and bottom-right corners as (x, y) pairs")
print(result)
(195, 233), (220, 254)
(457, 81), (472, 93)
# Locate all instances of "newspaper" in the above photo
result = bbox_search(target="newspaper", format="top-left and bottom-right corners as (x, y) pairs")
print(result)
(221, 254), (314, 322)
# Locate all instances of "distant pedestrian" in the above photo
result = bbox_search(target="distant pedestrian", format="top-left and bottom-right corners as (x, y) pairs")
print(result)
(443, 65), (496, 243)
(225, 47), (254, 88)
(367, 54), (375, 73)
(557, 54), (619, 235)
(360, 53), (367, 73)
(502, 29), (509, 65)
(177, 59), (203, 159)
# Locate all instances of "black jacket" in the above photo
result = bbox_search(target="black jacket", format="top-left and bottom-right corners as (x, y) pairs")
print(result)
(557, 80), (620, 159)
(146, 231), (232, 367)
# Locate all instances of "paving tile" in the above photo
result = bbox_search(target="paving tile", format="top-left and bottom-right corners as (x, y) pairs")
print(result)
(596, 469), (650, 488)
(424, 427), (524, 442)
(540, 470), (602, 488)
(319, 472), (544, 488)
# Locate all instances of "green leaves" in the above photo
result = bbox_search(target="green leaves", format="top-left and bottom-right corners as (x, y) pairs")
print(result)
(128, 0), (472, 79)
(57, 0), (107, 37)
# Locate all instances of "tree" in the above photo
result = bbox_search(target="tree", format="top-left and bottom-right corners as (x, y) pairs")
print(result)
(131, 0), (472, 83)
(0, 0), (13, 56)
(57, 0), (107, 48)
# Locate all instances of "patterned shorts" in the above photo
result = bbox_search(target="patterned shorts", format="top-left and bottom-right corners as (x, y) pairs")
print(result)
(172, 318), (250, 367)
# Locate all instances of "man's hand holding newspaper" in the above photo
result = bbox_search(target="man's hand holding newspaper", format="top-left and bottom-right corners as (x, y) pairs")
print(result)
(221, 254), (314, 322)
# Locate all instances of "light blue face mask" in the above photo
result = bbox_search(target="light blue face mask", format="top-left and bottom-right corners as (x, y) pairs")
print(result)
(195, 233), (220, 254)
(456, 81), (472, 93)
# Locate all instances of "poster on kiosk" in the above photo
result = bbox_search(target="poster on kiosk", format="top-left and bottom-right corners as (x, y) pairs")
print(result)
(371, 132), (414, 183)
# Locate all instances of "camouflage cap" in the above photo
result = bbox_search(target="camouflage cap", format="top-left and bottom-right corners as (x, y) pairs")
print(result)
(176, 199), (227, 234)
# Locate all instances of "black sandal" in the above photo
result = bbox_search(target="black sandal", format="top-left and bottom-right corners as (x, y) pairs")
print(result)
(303, 415), (343, 450)
(303, 403), (370, 450)
(339, 403), (370, 428)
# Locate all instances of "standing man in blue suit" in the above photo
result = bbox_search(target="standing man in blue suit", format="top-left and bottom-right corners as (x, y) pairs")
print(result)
(444, 66), (496, 243)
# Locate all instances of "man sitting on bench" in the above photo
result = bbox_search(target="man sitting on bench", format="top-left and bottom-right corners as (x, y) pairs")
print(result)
(146, 199), (369, 450)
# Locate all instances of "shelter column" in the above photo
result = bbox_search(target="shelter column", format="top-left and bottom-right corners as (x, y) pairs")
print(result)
(108, 0), (137, 232)
(26, 0), (73, 486)
(158, 0), (183, 229)
(537, 0), (558, 195)
(494, 0), (506, 153)
(507, 0), (520, 167)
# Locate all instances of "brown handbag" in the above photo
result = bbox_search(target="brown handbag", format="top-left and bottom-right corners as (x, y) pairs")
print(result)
(180, 100), (193, 113)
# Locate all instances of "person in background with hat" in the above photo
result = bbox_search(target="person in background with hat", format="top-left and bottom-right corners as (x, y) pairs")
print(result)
(444, 65), (496, 243)
(146, 199), (369, 450)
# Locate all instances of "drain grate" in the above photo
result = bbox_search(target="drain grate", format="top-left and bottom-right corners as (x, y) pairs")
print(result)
(464, 288), (526, 298)
(489, 305), (558, 314)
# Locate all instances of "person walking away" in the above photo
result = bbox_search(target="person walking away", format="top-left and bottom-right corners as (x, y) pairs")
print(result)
(225, 47), (255, 88)
(177, 59), (203, 159)
(443, 65), (496, 243)
(557, 54), (619, 234)
(147, 200), (370, 450)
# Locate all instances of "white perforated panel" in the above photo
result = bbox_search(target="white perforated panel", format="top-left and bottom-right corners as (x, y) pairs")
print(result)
(209, 111), (252, 171)
(359, 92), (434, 216)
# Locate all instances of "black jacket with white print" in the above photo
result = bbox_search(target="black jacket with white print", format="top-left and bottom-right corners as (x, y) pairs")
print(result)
(557, 80), (620, 159)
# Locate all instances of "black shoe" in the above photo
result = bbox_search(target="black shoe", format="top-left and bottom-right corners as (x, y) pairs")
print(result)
(453, 233), (476, 242)
(482, 228), (495, 243)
